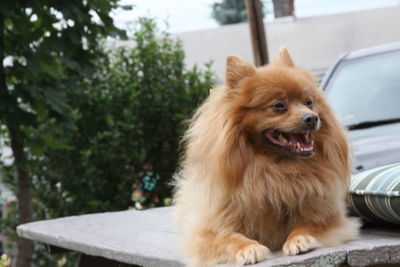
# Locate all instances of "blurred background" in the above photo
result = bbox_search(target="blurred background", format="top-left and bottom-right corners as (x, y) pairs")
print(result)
(113, 0), (400, 79)
(1, 0), (400, 266)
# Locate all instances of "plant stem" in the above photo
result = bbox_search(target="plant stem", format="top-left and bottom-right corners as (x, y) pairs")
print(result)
(0, 14), (34, 267)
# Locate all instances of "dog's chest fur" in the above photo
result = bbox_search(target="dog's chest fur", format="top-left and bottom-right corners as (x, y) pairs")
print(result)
(234, 160), (338, 251)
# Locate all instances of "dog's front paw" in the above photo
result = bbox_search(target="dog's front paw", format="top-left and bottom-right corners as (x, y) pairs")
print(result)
(282, 234), (320, 256)
(235, 242), (271, 266)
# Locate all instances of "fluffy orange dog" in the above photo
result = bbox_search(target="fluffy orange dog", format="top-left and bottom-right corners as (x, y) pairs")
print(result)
(174, 48), (360, 267)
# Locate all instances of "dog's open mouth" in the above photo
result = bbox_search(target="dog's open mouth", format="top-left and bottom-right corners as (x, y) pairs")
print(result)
(264, 129), (314, 156)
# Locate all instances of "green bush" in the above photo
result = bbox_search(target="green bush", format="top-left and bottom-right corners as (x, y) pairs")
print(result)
(1, 17), (213, 266)
(31, 18), (213, 217)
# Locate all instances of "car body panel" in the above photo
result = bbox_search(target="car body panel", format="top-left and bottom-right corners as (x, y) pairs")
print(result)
(320, 42), (400, 91)
(321, 43), (400, 173)
(349, 123), (400, 173)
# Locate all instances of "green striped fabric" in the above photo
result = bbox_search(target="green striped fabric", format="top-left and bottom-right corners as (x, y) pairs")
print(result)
(347, 162), (400, 225)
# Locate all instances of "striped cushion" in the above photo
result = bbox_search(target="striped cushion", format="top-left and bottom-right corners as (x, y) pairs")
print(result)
(347, 163), (400, 225)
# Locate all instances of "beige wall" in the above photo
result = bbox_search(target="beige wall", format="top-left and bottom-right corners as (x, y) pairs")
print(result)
(171, 6), (400, 79)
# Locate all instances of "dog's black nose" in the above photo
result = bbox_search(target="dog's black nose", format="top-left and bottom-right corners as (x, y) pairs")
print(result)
(302, 114), (319, 129)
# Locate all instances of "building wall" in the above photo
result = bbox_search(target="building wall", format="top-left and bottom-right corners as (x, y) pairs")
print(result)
(171, 6), (400, 79)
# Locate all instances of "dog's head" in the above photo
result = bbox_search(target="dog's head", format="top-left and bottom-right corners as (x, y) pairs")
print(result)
(226, 47), (325, 158)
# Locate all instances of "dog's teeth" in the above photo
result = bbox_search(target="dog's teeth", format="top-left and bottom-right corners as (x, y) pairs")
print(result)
(305, 132), (309, 142)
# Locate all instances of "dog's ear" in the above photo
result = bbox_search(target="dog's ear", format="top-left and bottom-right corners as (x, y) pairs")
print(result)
(225, 55), (256, 88)
(273, 46), (294, 67)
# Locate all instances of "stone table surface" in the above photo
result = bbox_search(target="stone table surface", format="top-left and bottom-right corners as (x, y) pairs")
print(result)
(17, 207), (400, 267)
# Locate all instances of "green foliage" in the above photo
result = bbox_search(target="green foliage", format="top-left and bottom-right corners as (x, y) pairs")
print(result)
(31, 18), (213, 218)
(0, 0), (127, 207)
(211, 0), (271, 25)
(1, 2), (213, 266)
(0, 0), (125, 129)
(211, 0), (248, 25)
(0, 254), (11, 267)
(0, 0), (126, 266)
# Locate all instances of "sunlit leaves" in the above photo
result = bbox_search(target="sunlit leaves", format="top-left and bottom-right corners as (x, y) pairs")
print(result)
(0, 0), (125, 133)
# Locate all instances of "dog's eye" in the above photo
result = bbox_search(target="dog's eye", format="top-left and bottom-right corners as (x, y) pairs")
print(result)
(304, 99), (313, 108)
(272, 101), (287, 111)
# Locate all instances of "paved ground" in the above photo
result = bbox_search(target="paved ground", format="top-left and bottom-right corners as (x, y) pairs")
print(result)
(17, 207), (400, 267)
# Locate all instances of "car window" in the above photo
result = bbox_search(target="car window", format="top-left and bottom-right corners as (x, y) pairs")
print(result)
(325, 50), (400, 127)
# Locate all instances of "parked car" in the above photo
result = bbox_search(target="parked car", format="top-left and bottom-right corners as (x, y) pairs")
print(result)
(320, 42), (400, 174)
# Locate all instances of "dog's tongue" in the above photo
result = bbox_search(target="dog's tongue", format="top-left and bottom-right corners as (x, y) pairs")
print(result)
(265, 129), (314, 155)
(290, 133), (304, 144)
(289, 132), (313, 154)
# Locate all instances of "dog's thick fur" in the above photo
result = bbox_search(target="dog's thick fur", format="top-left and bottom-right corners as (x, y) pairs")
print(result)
(174, 48), (360, 267)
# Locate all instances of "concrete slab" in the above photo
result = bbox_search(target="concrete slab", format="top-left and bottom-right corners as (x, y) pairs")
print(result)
(17, 207), (400, 267)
